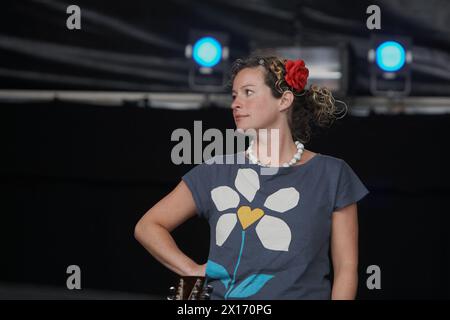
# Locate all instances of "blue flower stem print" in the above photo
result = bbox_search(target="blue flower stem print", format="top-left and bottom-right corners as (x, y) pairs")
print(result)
(207, 227), (274, 299)
(224, 230), (246, 299)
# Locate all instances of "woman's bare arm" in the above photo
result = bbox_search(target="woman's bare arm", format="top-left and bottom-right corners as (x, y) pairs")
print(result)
(331, 203), (359, 300)
(134, 180), (206, 276)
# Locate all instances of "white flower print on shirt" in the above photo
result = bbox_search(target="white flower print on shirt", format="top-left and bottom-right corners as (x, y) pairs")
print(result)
(211, 168), (300, 251)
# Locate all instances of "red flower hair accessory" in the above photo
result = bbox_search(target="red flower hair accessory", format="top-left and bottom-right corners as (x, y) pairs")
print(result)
(284, 59), (309, 92)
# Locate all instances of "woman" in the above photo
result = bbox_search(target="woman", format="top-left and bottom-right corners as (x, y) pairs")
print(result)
(134, 55), (369, 300)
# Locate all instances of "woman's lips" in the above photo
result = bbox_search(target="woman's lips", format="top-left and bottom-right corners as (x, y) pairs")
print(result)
(234, 115), (249, 121)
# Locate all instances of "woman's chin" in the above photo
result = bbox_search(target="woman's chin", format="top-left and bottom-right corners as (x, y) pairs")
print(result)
(235, 120), (262, 134)
(235, 123), (250, 131)
(235, 126), (259, 137)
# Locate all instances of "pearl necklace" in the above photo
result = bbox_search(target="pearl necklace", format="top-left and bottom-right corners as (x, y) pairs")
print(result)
(246, 140), (305, 167)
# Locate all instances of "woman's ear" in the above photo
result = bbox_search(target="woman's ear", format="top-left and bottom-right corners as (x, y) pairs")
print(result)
(279, 90), (294, 112)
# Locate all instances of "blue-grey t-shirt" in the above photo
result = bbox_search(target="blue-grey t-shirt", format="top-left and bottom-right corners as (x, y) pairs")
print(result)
(182, 152), (369, 300)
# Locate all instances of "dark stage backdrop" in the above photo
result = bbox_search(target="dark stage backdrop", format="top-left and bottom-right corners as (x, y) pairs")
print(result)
(1, 101), (449, 299)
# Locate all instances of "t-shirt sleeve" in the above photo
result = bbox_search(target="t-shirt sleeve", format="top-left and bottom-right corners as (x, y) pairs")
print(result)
(181, 162), (212, 219)
(333, 160), (370, 212)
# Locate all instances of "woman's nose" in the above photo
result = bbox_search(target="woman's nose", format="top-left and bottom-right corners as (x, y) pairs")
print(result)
(231, 97), (242, 110)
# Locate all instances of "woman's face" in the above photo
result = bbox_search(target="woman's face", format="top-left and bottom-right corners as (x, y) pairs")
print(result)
(231, 67), (282, 132)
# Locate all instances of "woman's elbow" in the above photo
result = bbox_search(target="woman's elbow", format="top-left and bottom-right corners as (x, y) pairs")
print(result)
(134, 214), (163, 243)
(134, 217), (152, 243)
(134, 220), (144, 242)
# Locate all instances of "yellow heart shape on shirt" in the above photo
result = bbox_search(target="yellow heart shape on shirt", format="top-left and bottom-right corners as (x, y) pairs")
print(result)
(237, 206), (265, 230)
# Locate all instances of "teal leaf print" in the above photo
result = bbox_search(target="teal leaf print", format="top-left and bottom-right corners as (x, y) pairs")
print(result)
(206, 260), (231, 289)
(227, 274), (274, 298)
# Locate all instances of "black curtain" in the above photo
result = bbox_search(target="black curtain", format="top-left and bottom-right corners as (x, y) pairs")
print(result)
(2, 101), (449, 299)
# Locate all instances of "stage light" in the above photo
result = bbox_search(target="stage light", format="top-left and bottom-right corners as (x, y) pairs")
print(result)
(376, 41), (406, 72)
(192, 37), (222, 68)
(368, 35), (412, 97)
(185, 30), (229, 92)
